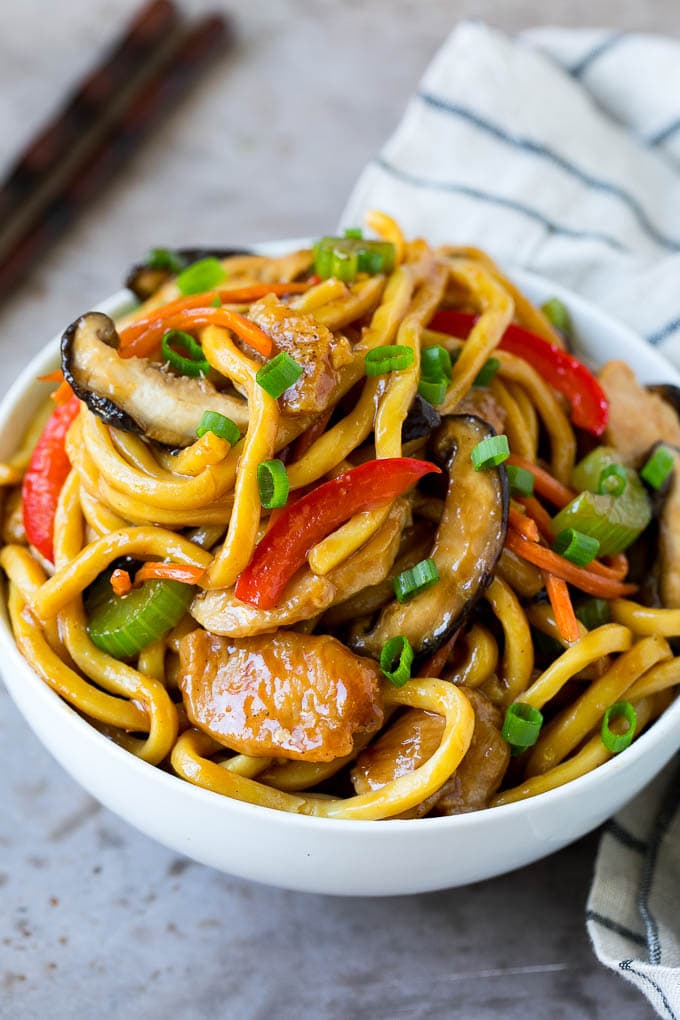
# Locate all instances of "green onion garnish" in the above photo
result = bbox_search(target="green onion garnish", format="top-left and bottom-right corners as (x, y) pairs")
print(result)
(256, 352), (304, 399)
(379, 635), (414, 687)
(257, 459), (289, 509)
(196, 411), (240, 446)
(211, 294), (222, 307)
(575, 598), (610, 631)
(344, 227), (363, 239)
(473, 357), (501, 388)
(501, 702), (544, 753)
(553, 528), (600, 566)
(506, 464), (534, 497)
(313, 237), (396, 281)
(176, 256), (226, 295)
(640, 444), (675, 490)
(364, 345), (415, 376)
(393, 558), (440, 603)
(421, 345), (453, 382)
(471, 434), (510, 471)
(161, 330), (210, 377)
(598, 464), (627, 497)
(541, 296), (572, 336)
(418, 377), (448, 406)
(601, 701), (637, 753)
(146, 247), (186, 273)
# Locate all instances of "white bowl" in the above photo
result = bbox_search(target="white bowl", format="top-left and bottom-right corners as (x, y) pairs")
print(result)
(1, 251), (679, 896)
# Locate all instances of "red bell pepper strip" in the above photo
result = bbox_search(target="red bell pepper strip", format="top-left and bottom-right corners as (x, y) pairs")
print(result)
(428, 310), (609, 436)
(234, 457), (441, 610)
(22, 394), (81, 563)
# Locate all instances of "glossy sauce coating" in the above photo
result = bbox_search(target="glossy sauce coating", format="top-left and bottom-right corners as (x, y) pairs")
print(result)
(179, 630), (383, 761)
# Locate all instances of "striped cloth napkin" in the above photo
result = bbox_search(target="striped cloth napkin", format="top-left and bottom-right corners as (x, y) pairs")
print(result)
(341, 22), (680, 1018)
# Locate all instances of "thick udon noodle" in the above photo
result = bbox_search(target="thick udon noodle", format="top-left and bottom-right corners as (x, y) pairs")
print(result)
(1, 214), (678, 820)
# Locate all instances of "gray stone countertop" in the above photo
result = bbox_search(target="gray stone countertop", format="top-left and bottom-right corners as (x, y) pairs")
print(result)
(2, 2), (678, 1017)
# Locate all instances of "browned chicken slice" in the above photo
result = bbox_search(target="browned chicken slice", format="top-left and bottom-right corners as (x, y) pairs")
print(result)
(351, 709), (446, 818)
(189, 501), (408, 638)
(432, 689), (509, 815)
(599, 360), (680, 465)
(179, 630), (383, 762)
(351, 689), (509, 818)
(249, 295), (353, 415)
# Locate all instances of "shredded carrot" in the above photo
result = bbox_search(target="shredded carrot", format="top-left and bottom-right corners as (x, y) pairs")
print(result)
(600, 552), (629, 581)
(507, 454), (575, 508)
(508, 505), (540, 542)
(505, 529), (636, 599)
(119, 282), (310, 358)
(110, 569), (132, 597)
(516, 495), (554, 543)
(38, 369), (65, 384)
(51, 380), (75, 405)
(545, 573), (580, 643)
(417, 630), (460, 678)
(135, 562), (206, 585)
(119, 307), (273, 361)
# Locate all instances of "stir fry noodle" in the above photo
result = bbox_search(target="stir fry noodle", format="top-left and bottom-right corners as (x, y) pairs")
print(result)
(2, 214), (679, 819)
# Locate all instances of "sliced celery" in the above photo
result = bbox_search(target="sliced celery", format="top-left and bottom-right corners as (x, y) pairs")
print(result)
(86, 576), (195, 660)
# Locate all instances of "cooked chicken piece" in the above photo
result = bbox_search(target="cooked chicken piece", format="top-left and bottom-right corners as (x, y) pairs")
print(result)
(660, 448), (680, 608)
(190, 501), (407, 637)
(432, 689), (509, 814)
(350, 688), (509, 818)
(179, 630), (383, 761)
(454, 388), (506, 435)
(248, 295), (353, 415)
(351, 709), (446, 819)
(190, 572), (336, 638)
(599, 360), (680, 465)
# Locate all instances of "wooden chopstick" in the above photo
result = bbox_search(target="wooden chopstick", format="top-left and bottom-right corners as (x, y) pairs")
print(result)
(0, 4), (232, 301)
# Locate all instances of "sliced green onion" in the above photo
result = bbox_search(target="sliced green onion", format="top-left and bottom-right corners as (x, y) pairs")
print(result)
(418, 377), (448, 406)
(551, 489), (651, 557)
(211, 294), (222, 307)
(344, 227), (363, 239)
(331, 248), (359, 282)
(471, 434), (510, 471)
(541, 296), (572, 336)
(364, 345), (415, 376)
(421, 345), (453, 382)
(146, 247), (186, 273)
(176, 256), (226, 295)
(393, 558), (440, 603)
(87, 575), (195, 660)
(502, 702), (543, 752)
(575, 598), (610, 630)
(313, 237), (396, 280)
(379, 635), (414, 687)
(161, 329), (210, 377)
(473, 357), (501, 388)
(196, 411), (240, 446)
(553, 528), (600, 566)
(256, 352), (304, 399)
(601, 701), (637, 753)
(640, 445), (675, 490)
(257, 459), (289, 509)
(506, 464), (534, 497)
(598, 464), (627, 497)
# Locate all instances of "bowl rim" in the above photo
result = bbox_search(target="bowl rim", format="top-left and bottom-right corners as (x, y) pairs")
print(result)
(1, 252), (679, 836)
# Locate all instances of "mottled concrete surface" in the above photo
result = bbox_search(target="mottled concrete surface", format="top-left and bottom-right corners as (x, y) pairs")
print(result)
(1, 2), (677, 1017)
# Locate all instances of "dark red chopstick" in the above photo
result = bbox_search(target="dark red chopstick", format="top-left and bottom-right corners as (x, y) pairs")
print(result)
(0, 4), (232, 302)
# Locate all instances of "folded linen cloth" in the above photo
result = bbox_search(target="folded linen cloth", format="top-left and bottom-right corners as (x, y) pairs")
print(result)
(341, 22), (680, 1017)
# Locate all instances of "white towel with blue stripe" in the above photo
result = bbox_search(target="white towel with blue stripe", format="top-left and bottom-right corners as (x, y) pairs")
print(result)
(341, 21), (680, 1018)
